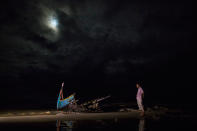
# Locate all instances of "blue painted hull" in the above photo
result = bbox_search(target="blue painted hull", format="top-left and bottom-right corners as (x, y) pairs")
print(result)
(57, 94), (74, 110)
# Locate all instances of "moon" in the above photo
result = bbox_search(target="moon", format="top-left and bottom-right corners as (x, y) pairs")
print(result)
(47, 16), (58, 32)
(50, 17), (58, 28)
(40, 7), (60, 41)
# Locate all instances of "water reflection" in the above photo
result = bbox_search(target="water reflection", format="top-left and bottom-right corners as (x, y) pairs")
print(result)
(56, 118), (145, 130)
(139, 118), (145, 131)
(56, 120), (74, 131)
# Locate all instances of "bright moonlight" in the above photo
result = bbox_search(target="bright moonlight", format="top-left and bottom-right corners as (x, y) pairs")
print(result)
(47, 16), (58, 31)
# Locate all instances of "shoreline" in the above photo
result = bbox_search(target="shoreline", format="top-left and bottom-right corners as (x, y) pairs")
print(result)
(0, 111), (141, 123)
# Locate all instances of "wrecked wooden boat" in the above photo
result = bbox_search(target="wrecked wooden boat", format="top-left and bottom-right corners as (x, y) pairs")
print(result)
(57, 82), (110, 112)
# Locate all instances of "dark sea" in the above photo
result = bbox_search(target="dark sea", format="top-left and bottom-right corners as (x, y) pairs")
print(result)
(0, 114), (195, 131)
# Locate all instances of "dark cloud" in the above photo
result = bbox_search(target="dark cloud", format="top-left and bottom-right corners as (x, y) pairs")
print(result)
(0, 0), (192, 80)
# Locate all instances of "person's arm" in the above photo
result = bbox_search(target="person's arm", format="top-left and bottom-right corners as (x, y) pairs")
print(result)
(141, 88), (144, 98)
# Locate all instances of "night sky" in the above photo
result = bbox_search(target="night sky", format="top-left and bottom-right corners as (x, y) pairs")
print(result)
(0, 0), (193, 109)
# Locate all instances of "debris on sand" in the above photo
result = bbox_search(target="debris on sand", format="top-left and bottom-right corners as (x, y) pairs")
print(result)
(119, 108), (136, 112)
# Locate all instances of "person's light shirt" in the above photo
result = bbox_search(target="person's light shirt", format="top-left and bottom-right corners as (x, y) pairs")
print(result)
(136, 87), (144, 100)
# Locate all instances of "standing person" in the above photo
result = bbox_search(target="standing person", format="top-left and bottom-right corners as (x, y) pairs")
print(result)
(136, 83), (144, 116)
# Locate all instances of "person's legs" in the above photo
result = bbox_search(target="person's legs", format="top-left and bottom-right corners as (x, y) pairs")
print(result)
(137, 99), (144, 112)
(137, 99), (145, 116)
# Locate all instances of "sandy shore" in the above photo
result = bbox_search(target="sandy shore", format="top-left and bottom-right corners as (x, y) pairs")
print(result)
(0, 111), (141, 123)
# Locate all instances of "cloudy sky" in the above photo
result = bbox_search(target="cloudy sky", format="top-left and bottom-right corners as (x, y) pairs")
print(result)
(0, 0), (193, 108)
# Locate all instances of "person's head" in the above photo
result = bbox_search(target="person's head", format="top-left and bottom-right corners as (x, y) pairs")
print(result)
(136, 83), (140, 88)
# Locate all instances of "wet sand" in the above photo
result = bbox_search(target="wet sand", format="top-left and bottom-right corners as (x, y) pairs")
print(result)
(0, 110), (141, 123)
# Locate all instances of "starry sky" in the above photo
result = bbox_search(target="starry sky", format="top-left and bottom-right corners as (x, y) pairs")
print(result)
(0, 0), (193, 109)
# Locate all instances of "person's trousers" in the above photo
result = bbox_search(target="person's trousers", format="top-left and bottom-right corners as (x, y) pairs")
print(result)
(137, 98), (144, 111)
